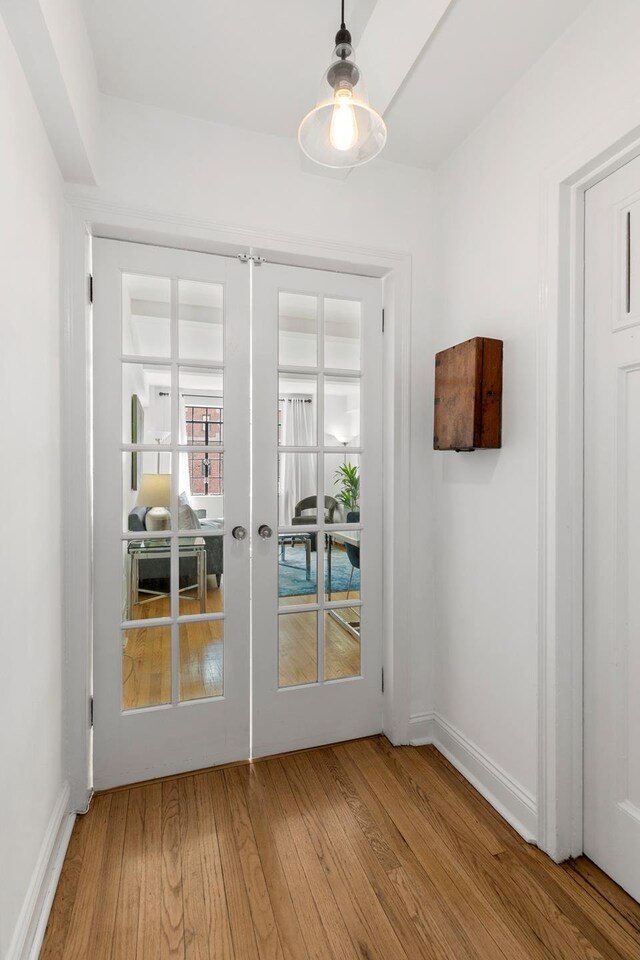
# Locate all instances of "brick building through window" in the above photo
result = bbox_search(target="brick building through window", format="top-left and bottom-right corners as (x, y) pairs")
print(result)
(184, 403), (223, 495)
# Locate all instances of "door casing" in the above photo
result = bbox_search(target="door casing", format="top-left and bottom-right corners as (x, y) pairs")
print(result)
(537, 118), (640, 860)
(61, 200), (413, 813)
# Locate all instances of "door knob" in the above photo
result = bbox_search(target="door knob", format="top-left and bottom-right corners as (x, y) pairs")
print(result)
(232, 525), (247, 540)
(258, 524), (273, 539)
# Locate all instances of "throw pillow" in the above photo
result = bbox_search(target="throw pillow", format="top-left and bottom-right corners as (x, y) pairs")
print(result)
(178, 492), (201, 536)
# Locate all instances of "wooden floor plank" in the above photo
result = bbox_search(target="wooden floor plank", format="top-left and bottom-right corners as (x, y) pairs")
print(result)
(297, 749), (432, 958)
(207, 769), (261, 960)
(416, 745), (640, 960)
(222, 768), (285, 960)
(178, 776), (214, 960)
(380, 742), (600, 960)
(239, 765), (310, 960)
(309, 747), (464, 960)
(59, 794), (113, 960)
(190, 771), (235, 960)
(135, 782), (163, 960)
(566, 859), (640, 938)
(40, 806), (92, 959)
(281, 752), (411, 960)
(267, 758), (359, 960)
(161, 779), (185, 958)
(342, 738), (549, 960)
(503, 848), (640, 960)
(110, 788), (144, 960)
(250, 760), (340, 960)
(86, 791), (129, 960)
(42, 738), (640, 960)
(331, 741), (512, 960)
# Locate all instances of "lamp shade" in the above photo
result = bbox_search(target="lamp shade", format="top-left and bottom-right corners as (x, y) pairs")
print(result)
(136, 473), (171, 508)
(298, 51), (387, 168)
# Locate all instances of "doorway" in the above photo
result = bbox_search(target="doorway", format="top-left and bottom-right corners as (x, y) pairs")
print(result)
(584, 154), (640, 901)
(92, 238), (383, 788)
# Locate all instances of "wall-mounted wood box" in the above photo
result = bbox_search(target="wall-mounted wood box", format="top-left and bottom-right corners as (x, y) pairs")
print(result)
(433, 337), (503, 451)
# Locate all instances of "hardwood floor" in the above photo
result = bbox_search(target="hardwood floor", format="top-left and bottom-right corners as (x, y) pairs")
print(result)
(123, 573), (361, 709)
(41, 737), (640, 959)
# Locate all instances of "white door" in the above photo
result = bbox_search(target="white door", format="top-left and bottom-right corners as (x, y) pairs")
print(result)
(252, 265), (383, 757)
(584, 155), (640, 901)
(93, 240), (251, 788)
(92, 243), (384, 788)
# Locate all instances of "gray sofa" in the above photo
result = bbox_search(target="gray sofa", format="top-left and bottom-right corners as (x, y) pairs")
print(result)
(128, 507), (223, 591)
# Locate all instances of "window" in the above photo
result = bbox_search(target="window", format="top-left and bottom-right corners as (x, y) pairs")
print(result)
(185, 404), (223, 495)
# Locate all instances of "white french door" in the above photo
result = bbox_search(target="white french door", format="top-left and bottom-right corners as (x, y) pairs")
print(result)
(93, 240), (251, 788)
(252, 265), (383, 757)
(584, 154), (640, 901)
(92, 240), (383, 789)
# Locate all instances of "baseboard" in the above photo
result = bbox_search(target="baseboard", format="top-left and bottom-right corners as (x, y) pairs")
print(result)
(6, 781), (75, 960)
(409, 711), (537, 843)
(408, 711), (436, 745)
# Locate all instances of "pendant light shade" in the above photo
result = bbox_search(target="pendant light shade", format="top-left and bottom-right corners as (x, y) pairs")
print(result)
(298, 5), (386, 169)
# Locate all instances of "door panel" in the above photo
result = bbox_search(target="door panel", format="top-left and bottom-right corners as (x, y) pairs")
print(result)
(93, 239), (250, 788)
(251, 264), (383, 758)
(584, 155), (640, 901)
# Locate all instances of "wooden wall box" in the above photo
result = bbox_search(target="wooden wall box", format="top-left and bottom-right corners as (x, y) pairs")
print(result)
(433, 337), (503, 451)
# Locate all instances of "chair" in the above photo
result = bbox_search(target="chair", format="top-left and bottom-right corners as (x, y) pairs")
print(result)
(345, 511), (360, 598)
(291, 496), (338, 551)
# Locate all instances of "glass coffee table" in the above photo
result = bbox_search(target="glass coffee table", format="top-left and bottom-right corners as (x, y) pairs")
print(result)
(127, 538), (207, 618)
(278, 532), (313, 580)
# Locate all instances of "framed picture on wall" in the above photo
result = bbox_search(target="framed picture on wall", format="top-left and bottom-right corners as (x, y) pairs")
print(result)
(131, 394), (144, 490)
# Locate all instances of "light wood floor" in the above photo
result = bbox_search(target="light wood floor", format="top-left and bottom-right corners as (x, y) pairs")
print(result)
(124, 580), (360, 708)
(41, 736), (640, 960)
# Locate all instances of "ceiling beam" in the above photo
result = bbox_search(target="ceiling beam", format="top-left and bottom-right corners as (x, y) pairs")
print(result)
(357, 0), (454, 115)
(0, 0), (98, 183)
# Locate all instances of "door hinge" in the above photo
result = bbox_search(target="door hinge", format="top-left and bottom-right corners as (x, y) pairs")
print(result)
(88, 274), (94, 304)
(381, 667), (384, 693)
(89, 695), (94, 727)
(238, 254), (266, 266)
(382, 308), (385, 333)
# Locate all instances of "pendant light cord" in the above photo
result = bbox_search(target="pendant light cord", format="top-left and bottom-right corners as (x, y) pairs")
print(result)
(341, 0), (345, 29)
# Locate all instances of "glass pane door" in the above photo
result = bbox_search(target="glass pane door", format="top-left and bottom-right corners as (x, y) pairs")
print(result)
(251, 264), (383, 758)
(93, 239), (250, 789)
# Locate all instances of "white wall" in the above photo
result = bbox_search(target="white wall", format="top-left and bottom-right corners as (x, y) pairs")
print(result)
(432, 0), (640, 807)
(70, 95), (438, 721)
(0, 12), (65, 958)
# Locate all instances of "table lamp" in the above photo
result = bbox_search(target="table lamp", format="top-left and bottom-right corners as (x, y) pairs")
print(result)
(136, 473), (171, 530)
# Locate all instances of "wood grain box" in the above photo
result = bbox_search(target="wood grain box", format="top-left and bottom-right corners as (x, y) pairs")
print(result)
(433, 337), (503, 451)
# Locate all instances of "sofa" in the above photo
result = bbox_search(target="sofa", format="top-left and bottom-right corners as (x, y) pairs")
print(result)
(127, 507), (223, 592)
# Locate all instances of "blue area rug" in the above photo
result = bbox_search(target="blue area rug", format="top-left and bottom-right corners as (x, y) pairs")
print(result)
(278, 545), (359, 598)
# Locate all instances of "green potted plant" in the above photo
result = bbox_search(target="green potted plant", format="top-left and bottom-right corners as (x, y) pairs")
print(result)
(334, 462), (360, 515)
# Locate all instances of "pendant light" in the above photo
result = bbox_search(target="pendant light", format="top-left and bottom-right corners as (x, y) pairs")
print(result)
(298, 0), (387, 169)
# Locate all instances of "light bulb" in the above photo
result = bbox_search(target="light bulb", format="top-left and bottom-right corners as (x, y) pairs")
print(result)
(330, 90), (357, 151)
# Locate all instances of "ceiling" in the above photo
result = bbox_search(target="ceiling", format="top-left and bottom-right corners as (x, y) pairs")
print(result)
(81, 0), (590, 170)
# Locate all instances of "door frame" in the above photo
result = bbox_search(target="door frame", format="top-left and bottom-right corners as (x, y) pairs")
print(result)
(61, 197), (413, 812)
(538, 110), (640, 861)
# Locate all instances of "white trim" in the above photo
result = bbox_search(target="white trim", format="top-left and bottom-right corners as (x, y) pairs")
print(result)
(410, 712), (537, 843)
(538, 103), (640, 861)
(6, 782), (75, 960)
(408, 710), (436, 745)
(62, 204), (93, 813)
(62, 197), (413, 800)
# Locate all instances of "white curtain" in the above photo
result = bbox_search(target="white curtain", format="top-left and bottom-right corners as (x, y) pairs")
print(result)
(279, 396), (315, 525)
(179, 394), (192, 498)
